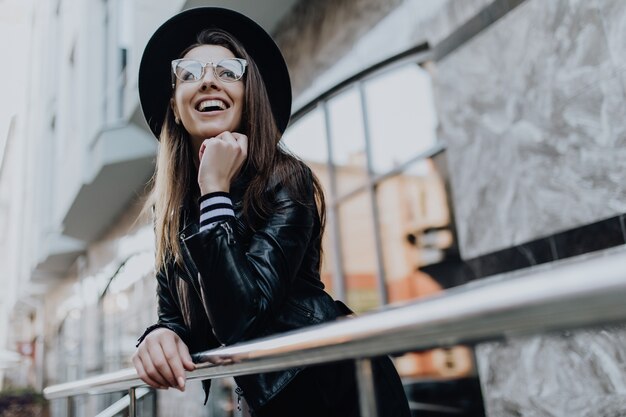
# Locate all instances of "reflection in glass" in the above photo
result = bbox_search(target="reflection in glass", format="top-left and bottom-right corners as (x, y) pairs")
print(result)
(320, 210), (339, 298)
(328, 87), (368, 196)
(337, 192), (379, 312)
(376, 158), (450, 304)
(280, 57), (484, 415)
(281, 107), (337, 293)
(281, 106), (328, 165)
(375, 154), (477, 384)
(364, 64), (438, 174)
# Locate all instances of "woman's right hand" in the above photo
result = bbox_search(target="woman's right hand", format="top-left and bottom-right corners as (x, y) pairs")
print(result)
(131, 328), (196, 391)
(197, 131), (248, 194)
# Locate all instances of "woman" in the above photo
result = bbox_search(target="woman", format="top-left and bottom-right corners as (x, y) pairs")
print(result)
(132, 7), (410, 417)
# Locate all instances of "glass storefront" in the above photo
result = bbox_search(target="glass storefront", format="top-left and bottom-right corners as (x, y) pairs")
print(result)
(282, 59), (486, 416)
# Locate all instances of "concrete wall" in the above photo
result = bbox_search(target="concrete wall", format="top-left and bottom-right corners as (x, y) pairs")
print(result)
(278, 0), (493, 108)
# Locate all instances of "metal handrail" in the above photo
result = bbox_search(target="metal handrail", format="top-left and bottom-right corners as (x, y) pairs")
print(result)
(44, 249), (626, 414)
(94, 388), (150, 417)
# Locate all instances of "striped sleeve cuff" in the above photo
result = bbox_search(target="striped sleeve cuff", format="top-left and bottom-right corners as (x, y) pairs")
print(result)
(199, 192), (235, 232)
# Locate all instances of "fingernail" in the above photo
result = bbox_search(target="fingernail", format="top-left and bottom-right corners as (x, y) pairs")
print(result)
(178, 376), (185, 390)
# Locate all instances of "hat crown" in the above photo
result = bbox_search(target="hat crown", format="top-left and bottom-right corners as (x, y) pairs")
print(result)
(139, 7), (292, 140)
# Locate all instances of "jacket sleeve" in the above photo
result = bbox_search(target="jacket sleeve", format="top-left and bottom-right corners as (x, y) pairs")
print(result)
(182, 180), (316, 345)
(137, 266), (190, 347)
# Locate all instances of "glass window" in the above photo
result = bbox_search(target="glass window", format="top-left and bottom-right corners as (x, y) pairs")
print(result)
(376, 154), (477, 383)
(327, 87), (368, 196)
(363, 64), (438, 174)
(57, 309), (82, 383)
(101, 253), (156, 372)
(376, 158), (451, 304)
(280, 53), (484, 413)
(282, 106), (328, 165)
(337, 192), (380, 312)
(282, 108), (337, 293)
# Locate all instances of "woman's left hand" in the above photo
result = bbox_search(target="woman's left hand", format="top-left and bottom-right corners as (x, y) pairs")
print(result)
(197, 132), (248, 194)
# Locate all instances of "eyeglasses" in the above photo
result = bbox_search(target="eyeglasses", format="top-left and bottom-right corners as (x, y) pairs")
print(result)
(171, 58), (248, 87)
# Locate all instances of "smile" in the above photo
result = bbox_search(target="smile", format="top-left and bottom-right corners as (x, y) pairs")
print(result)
(196, 99), (229, 112)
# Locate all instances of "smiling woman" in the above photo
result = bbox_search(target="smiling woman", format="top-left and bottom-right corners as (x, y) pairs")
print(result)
(133, 7), (410, 417)
(170, 43), (245, 146)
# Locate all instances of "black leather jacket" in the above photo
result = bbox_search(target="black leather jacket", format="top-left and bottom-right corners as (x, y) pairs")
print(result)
(138, 168), (347, 410)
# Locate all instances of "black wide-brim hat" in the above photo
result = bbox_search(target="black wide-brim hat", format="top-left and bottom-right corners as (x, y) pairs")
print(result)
(138, 7), (292, 139)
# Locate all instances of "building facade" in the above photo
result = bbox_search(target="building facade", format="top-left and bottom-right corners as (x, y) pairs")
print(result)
(1, 0), (625, 416)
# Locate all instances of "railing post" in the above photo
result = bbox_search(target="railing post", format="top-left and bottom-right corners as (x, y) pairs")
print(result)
(66, 397), (73, 417)
(355, 358), (378, 417)
(129, 387), (137, 417)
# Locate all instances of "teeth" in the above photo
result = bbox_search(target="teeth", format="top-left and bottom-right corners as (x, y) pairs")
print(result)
(197, 99), (227, 111)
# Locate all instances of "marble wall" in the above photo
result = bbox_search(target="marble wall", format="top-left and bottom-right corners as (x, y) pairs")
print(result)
(272, 0), (626, 415)
(434, 0), (626, 416)
(436, 0), (626, 260)
(477, 322), (626, 417)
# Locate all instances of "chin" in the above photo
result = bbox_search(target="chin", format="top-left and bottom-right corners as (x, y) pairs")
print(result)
(200, 129), (226, 138)
(195, 125), (233, 138)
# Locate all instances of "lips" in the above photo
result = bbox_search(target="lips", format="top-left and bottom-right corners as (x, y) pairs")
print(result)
(196, 99), (229, 112)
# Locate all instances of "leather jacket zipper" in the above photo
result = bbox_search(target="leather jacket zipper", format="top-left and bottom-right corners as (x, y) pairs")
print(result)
(179, 232), (202, 296)
(235, 386), (244, 411)
(221, 222), (235, 245)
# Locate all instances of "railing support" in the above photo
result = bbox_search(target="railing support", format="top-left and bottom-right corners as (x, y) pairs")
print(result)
(66, 396), (73, 417)
(43, 250), (626, 408)
(128, 387), (136, 417)
(355, 358), (378, 417)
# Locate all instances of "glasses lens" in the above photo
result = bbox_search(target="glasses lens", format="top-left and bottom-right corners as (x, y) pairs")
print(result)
(174, 60), (203, 82)
(216, 59), (246, 82)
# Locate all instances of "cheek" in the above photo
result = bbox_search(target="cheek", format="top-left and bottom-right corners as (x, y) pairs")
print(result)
(173, 88), (190, 115)
(175, 95), (184, 112)
(234, 89), (245, 115)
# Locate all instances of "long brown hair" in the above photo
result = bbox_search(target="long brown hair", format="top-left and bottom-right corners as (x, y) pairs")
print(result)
(145, 28), (326, 278)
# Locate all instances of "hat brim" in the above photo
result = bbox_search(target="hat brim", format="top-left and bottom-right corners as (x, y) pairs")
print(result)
(138, 7), (292, 139)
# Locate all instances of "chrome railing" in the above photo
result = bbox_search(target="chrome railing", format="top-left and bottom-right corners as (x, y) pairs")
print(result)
(44, 249), (626, 416)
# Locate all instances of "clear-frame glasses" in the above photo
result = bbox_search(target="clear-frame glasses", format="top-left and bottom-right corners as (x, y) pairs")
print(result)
(171, 58), (248, 87)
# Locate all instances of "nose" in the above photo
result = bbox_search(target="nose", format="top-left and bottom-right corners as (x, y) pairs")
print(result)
(200, 63), (220, 91)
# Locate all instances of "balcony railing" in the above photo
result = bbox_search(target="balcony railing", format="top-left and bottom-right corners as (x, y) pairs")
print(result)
(44, 248), (626, 417)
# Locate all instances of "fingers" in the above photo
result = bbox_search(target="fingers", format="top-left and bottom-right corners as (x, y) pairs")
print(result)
(199, 141), (206, 161)
(160, 337), (191, 391)
(133, 356), (161, 389)
(131, 329), (194, 392)
(177, 339), (196, 372)
(202, 132), (247, 155)
(216, 131), (237, 145)
(214, 132), (247, 163)
(197, 132), (248, 194)
(147, 341), (178, 389)
(132, 352), (168, 390)
(133, 358), (167, 389)
(231, 132), (248, 157)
